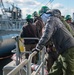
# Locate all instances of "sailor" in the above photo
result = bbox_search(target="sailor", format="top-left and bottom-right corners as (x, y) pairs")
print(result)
(32, 11), (44, 38)
(65, 15), (74, 31)
(20, 14), (38, 44)
(39, 6), (50, 25)
(39, 6), (50, 15)
(65, 15), (72, 24)
(60, 15), (74, 36)
(32, 11), (39, 22)
(32, 9), (74, 75)
(38, 6), (59, 72)
(20, 14), (38, 63)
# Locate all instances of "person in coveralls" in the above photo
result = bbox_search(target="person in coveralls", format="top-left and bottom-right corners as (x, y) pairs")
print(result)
(32, 11), (44, 38)
(65, 15), (74, 32)
(39, 6), (59, 72)
(20, 14), (39, 63)
(32, 9), (74, 75)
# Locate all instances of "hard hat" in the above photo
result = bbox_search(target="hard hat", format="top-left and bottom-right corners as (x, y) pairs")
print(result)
(65, 15), (71, 20)
(38, 10), (41, 16)
(32, 11), (39, 17)
(26, 14), (34, 23)
(26, 14), (33, 19)
(40, 6), (49, 14)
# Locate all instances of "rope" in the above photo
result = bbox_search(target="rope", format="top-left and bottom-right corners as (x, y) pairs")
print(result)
(0, 55), (12, 60)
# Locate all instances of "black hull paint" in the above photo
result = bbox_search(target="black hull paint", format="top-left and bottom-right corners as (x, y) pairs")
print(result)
(0, 38), (16, 58)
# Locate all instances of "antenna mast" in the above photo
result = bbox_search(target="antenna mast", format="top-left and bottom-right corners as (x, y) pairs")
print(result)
(0, 0), (6, 14)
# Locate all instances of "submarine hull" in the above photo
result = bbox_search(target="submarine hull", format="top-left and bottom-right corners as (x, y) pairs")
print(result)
(0, 30), (20, 58)
(0, 38), (16, 58)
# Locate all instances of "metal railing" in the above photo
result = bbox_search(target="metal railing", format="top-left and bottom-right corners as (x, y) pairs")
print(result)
(0, 19), (26, 31)
(7, 49), (46, 75)
(6, 36), (46, 75)
(13, 36), (39, 65)
(31, 47), (46, 75)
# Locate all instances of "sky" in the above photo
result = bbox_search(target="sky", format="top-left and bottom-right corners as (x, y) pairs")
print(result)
(1, 0), (74, 19)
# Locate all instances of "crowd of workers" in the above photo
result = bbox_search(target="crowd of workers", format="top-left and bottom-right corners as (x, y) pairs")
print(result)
(20, 6), (74, 75)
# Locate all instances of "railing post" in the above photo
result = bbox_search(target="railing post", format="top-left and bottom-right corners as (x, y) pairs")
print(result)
(26, 51), (37, 75)
(26, 58), (31, 75)
(15, 36), (20, 65)
(41, 47), (46, 75)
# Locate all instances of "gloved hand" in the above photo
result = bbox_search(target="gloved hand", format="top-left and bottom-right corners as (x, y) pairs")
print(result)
(32, 48), (40, 53)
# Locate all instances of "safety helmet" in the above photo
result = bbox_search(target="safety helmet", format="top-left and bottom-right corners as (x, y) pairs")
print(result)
(38, 10), (41, 16)
(65, 15), (71, 20)
(26, 14), (33, 19)
(46, 9), (61, 18)
(32, 11), (39, 17)
(26, 14), (34, 23)
(40, 6), (49, 14)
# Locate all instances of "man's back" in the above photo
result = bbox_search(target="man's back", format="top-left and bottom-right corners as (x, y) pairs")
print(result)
(21, 23), (38, 44)
(36, 16), (74, 54)
(34, 16), (44, 38)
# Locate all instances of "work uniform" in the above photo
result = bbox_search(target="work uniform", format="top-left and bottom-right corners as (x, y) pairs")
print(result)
(36, 16), (74, 75)
(60, 17), (74, 36)
(69, 23), (74, 31)
(34, 16), (44, 38)
(21, 23), (39, 63)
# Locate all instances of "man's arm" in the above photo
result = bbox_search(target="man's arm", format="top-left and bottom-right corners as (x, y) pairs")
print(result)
(36, 18), (55, 50)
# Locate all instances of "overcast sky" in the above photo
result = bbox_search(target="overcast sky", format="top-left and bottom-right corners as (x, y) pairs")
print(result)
(1, 0), (74, 19)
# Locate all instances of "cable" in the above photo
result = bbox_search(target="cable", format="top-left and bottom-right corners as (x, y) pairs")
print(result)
(0, 0), (9, 18)
(1, 0), (6, 14)
(45, 0), (54, 6)
(32, 0), (54, 13)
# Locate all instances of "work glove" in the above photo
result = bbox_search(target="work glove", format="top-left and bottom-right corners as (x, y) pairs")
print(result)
(32, 48), (40, 53)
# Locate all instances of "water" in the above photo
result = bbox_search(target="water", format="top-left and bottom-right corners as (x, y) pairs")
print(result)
(0, 57), (12, 75)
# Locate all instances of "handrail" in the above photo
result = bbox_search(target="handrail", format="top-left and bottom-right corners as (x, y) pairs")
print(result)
(26, 51), (37, 75)
(7, 47), (46, 75)
(7, 59), (28, 75)
(12, 36), (39, 41)
(0, 19), (25, 30)
(28, 51), (37, 60)
(22, 37), (39, 40)
(7, 51), (37, 75)
(31, 57), (46, 75)
(12, 36), (39, 65)
(35, 47), (46, 75)
(7, 36), (46, 75)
